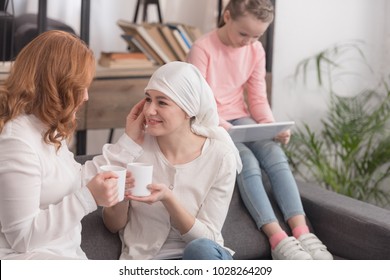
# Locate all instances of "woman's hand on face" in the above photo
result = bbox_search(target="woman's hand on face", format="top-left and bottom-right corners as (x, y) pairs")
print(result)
(125, 99), (147, 145)
(126, 183), (171, 204)
(274, 129), (291, 145)
(87, 172), (120, 207)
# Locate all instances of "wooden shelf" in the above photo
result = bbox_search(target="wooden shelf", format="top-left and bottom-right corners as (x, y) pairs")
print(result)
(77, 76), (149, 131)
(95, 65), (157, 80)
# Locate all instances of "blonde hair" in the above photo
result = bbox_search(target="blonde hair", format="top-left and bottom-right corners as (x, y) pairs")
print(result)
(0, 30), (95, 150)
(218, 0), (274, 27)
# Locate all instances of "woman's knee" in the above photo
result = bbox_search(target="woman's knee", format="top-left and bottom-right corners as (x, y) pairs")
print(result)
(182, 238), (232, 260)
(252, 141), (289, 166)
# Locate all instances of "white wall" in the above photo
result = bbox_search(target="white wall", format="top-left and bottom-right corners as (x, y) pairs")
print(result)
(272, 0), (389, 129)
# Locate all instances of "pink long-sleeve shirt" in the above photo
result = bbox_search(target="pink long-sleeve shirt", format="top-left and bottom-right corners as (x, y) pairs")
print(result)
(187, 30), (275, 129)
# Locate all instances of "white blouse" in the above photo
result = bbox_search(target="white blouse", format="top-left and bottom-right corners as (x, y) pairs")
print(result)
(116, 134), (237, 260)
(0, 114), (133, 259)
(0, 115), (95, 259)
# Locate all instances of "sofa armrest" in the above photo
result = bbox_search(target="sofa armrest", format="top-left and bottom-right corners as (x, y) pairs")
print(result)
(298, 180), (390, 259)
(74, 154), (96, 164)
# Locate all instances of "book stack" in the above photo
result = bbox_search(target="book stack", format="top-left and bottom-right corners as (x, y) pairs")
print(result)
(98, 51), (155, 69)
(117, 20), (203, 65)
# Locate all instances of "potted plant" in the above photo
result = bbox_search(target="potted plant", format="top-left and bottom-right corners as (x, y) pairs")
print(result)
(284, 41), (390, 208)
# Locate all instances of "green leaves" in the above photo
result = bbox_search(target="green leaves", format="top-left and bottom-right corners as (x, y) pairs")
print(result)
(286, 42), (390, 207)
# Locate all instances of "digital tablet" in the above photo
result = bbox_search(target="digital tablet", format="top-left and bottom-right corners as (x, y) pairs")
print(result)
(228, 121), (295, 143)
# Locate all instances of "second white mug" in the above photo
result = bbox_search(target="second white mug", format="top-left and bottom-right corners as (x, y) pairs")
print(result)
(127, 162), (153, 197)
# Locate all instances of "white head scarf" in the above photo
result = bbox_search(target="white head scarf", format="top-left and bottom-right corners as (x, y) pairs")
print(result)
(145, 61), (242, 173)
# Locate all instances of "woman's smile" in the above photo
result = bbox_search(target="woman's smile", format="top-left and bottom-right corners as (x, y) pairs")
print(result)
(146, 118), (163, 126)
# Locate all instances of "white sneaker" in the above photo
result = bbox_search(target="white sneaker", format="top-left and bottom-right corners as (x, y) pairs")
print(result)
(298, 233), (333, 260)
(271, 236), (313, 260)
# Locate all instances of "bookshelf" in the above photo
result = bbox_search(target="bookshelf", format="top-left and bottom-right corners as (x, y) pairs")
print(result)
(115, 20), (202, 66)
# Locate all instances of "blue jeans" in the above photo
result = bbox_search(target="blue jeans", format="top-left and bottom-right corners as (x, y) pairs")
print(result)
(182, 238), (233, 260)
(230, 118), (305, 229)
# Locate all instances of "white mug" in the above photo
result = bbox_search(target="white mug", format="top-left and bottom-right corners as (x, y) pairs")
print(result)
(99, 165), (126, 201)
(127, 162), (153, 197)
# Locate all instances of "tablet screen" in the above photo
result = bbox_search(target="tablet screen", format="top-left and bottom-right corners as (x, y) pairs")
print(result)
(228, 121), (295, 143)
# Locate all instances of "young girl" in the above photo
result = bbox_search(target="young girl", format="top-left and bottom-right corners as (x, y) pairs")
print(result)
(187, 0), (332, 260)
(102, 61), (242, 260)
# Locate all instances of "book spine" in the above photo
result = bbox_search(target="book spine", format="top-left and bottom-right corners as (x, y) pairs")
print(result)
(167, 24), (191, 49)
(172, 29), (190, 54)
(159, 25), (187, 61)
(128, 36), (158, 65)
(144, 24), (177, 62)
(177, 25), (193, 48)
(182, 24), (203, 42)
(121, 34), (158, 65)
(136, 26), (172, 64)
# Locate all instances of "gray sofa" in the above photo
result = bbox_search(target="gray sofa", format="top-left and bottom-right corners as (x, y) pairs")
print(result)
(76, 155), (390, 260)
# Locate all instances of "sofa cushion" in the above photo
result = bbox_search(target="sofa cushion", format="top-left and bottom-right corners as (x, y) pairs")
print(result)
(222, 185), (270, 259)
(81, 207), (122, 260)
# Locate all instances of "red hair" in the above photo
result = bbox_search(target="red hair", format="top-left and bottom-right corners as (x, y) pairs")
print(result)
(0, 30), (95, 150)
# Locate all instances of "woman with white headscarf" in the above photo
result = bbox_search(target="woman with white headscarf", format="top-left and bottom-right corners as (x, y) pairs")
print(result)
(101, 61), (242, 260)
